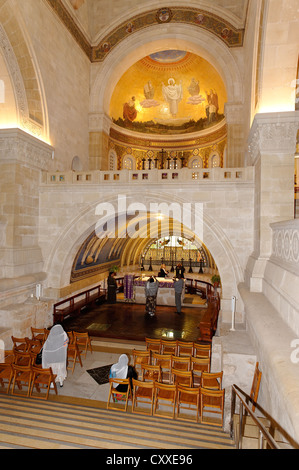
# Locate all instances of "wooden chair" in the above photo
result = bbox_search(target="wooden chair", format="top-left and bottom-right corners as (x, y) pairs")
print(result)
(200, 388), (225, 427)
(3, 350), (14, 364)
(145, 337), (161, 354)
(132, 349), (151, 376)
(67, 331), (74, 345)
(190, 356), (210, 386)
(73, 331), (93, 358)
(177, 341), (194, 357)
(176, 385), (201, 422)
(67, 342), (83, 374)
(0, 363), (14, 394)
(107, 378), (132, 412)
(25, 338), (42, 354)
(153, 382), (177, 419)
(152, 352), (172, 383)
(171, 355), (191, 371)
(201, 371), (223, 390)
(249, 362), (262, 412)
(11, 336), (28, 353)
(160, 339), (177, 355)
(13, 351), (33, 366)
(30, 366), (58, 400)
(141, 363), (161, 382)
(10, 364), (33, 397)
(193, 342), (211, 359)
(132, 379), (155, 416)
(31, 327), (47, 343)
(171, 368), (193, 387)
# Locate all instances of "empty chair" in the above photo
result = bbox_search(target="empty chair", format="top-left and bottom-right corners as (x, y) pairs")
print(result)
(177, 341), (194, 357)
(132, 349), (151, 376)
(176, 385), (201, 422)
(107, 378), (132, 412)
(201, 371), (223, 390)
(153, 382), (177, 419)
(190, 357), (210, 386)
(171, 368), (193, 387)
(11, 336), (28, 353)
(13, 351), (33, 366)
(141, 363), (161, 382)
(193, 342), (211, 359)
(152, 352), (172, 383)
(31, 327), (47, 343)
(145, 337), (161, 354)
(73, 331), (93, 358)
(132, 379), (155, 416)
(67, 341), (83, 374)
(30, 366), (58, 400)
(10, 364), (33, 397)
(160, 340), (177, 355)
(0, 363), (13, 394)
(200, 388), (225, 427)
(171, 355), (191, 371)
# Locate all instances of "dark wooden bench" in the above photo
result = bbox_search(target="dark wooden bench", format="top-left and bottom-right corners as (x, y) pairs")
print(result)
(53, 285), (106, 324)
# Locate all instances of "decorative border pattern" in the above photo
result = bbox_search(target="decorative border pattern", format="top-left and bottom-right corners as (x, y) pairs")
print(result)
(271, 222), (299, 274)
(46, 1), (244, 62)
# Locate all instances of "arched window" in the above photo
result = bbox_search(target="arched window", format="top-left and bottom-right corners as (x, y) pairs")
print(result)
(189, 156), (203, 169)
(209, 152), (220, 168)
(122, 155), (135, 170)
(108, 149), (117, 170)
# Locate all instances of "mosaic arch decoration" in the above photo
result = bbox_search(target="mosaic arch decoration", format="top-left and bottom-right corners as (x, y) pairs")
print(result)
(45, 2), (244, 61)
(110, 50), (227, 135)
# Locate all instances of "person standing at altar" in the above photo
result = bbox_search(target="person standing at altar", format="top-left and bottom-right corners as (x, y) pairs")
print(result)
(174, 274), (184, 314)
(145, 276), (159, 316)
(107, 271), (117, 303)
(175, 262), (185, 279)
(158, 264), (168, 278)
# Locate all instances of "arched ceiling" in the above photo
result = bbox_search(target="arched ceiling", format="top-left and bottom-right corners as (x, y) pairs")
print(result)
(47, 1), (248, 59)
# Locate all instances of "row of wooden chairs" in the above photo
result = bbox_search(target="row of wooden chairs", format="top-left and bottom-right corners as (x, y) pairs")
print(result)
(11, 328), (93, 375)
(145, 337), (211, 358)
(0, 351), (58, 400)
(107, 378), (225, 426)
(133, 349), (213, 385)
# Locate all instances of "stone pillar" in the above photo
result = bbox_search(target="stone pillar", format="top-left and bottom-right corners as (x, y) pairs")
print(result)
(224, 103), (245, 168)
(0, 128), (53, 279)
(88, 112), (111, 170)
(245, 111), (299, 292)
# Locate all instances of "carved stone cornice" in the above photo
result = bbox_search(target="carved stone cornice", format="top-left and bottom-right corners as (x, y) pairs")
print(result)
(88, 113), (111, 134)
(0, 129), (53, 171)
(247, 111), (299, 165)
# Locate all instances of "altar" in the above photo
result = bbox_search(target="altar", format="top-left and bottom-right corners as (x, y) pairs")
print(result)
(134, 276), (185, 306)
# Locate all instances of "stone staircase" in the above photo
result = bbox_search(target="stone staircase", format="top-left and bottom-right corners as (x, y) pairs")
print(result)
(0, 394), (235, 449)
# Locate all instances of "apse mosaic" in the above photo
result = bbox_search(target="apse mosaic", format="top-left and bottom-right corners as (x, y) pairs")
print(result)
(110, 50), (227, 136)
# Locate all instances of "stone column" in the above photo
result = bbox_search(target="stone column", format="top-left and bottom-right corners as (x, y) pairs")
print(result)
(224, 103), (245, 168)
(88, 112), (111, 170)
(245, 111), (299, 292)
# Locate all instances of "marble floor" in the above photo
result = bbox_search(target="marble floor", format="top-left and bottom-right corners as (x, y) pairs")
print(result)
(55, 339), (145, 404)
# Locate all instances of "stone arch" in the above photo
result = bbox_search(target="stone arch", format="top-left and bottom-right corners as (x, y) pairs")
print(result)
(44, 190), (244, 315)
(0, 2), (49, 140)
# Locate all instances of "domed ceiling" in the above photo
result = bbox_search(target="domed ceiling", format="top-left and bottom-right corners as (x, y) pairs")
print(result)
(109, 50), (227, 135)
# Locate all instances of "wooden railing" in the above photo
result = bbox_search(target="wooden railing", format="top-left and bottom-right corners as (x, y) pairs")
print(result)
(53, 284), (106, 324)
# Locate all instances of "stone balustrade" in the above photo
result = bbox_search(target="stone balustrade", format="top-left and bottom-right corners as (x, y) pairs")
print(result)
(44, 166), (254, 186)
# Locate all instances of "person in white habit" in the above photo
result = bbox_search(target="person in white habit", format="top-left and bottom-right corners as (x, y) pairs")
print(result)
(42, 324), (69, 387)
(109, 354), (137, 393)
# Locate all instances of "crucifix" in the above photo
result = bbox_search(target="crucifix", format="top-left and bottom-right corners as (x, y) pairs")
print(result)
(159, 149), (167, 169)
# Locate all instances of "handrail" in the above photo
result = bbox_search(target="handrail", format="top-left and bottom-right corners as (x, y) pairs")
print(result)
(230, 384), (299, 449)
